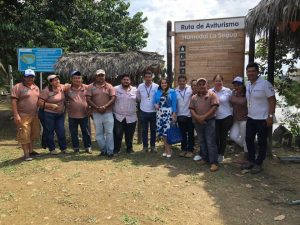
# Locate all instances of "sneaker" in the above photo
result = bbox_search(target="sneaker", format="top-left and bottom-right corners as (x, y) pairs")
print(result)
(179, 151), (187, 157)
(126, 149), (134, 154)
(85, 147), (92, 154)
(150, 146), (157, 153)
(193, 154), (202, 161)
(196, 159), (207, 165)
(166, 154), (172, 158)
(61, 149), (67, 154)
(210, 164), (219, 172)
(99, 152), (107, 157)
(50, 149), (60, 155)
(240, 162), (254, 170)
(24, 157), (33, 161)
(251, 165), (263, 174)
(30, 151), (40, 157)
(142, 147), (148, 152)
(107, 154), (114, 159)
(185, 152), (194, 158)
(162, 153), (167, 157)
(218, 155), (224, 163)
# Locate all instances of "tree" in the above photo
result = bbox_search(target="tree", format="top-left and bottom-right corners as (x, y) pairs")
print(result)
(0, 0), (148, 70)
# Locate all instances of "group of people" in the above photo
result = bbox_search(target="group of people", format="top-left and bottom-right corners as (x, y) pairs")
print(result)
(11, 62), (275, 174)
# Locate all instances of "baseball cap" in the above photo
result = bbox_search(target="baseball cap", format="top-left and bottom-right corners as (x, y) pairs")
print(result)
(47, 74), (59, 82)
(197, 78), (207, 84)
(232, 76), (243, 84)
(95, 69), (106, 75)
(24, 69), (35, 77)
(70, 70), (81, 76)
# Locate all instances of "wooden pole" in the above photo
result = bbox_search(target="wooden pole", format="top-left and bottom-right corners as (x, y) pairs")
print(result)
(248, 33), (255, 63)
(166, 21), (173, 87)
(267, 27), (276, 158)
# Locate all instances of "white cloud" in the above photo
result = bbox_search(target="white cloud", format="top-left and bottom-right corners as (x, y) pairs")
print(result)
(129, 0), (261, 56)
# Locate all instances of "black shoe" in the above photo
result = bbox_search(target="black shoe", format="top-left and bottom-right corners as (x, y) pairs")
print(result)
(99, 152), (107, 157)
(107, 154), (114, 158)
(240, 162), (254, 170)
(74, 148), (80, 154)
(150, 146), (157, 153)
(126, 149), (134, 154)
(30, 151), (40, 157)
(251, 165), (263, 174)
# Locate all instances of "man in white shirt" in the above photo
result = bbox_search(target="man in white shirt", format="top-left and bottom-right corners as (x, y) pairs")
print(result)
(137, 70), (159, 152)
(113, 74), (137, 154)
(242, 62), (276, 174)
(176, 75), (194, 158)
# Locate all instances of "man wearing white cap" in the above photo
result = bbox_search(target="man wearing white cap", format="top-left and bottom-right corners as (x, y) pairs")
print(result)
(11, 69), (40, 161)
(86, 69), (116, 157)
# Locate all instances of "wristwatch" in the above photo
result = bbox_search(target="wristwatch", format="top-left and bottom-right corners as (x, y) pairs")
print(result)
(268, 114), (273, 118)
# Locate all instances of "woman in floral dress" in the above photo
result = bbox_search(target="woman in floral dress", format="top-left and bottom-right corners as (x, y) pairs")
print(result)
(153, 78), (177, 158)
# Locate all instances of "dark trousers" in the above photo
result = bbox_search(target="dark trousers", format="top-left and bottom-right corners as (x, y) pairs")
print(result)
(38, 109), (47, 148)
(68, 117), (91, 149)
(177, 116), (194, 152)
(215, 115), (233, 155)
(194, 118), (218, 164)
(246, 117), (268, 165)
(140, 111), (156, 148)
(113, 118), (136, 153)
(43, 111), (67, 151)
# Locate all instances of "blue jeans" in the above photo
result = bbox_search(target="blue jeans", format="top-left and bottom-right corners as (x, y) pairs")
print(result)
(140, 111), (156, 148)
(68, 117), (91, 150)
(43, 111), (67, 151)
(194, 118), (218, 164)
(93, 112), (114, 154)
(246, 117), (268, 165)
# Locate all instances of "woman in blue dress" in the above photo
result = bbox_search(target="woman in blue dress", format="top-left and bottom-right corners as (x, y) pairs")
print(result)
(153, 78), (177, 158)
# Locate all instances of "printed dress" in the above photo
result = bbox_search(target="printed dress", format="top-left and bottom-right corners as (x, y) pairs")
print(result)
(156, 94), (172, 137)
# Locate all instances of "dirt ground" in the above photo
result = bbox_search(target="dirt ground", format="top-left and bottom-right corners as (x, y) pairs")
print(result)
(0, 97), (299, 225)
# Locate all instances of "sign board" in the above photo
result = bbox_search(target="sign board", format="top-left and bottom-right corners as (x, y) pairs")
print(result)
(174, 17), (245, 87)
(18, 48), (63, 72)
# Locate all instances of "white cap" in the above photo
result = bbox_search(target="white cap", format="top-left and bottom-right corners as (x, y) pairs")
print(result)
(232, 76), (243, 84)
(24, 69), (35, 77)
(95, 69), (106, 75)
(47, 74), (59, 82)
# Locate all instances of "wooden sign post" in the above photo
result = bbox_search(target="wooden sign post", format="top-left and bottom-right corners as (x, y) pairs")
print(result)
(174, 17), (245, 87)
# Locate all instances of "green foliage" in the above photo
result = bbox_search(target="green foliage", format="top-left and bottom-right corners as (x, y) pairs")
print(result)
(255, 37), (299, 76)
(0, 0), (148, 69)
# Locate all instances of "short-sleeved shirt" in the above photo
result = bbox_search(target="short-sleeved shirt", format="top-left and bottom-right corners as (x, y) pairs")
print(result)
(176, 85), (193, 117)
(137, 82), (159, 112)
(66, 84), (88, 118)
(246, 77), (275, 120)
(189, 90), (219, 120)
(230, 93), (247, 121)
(86, 82), (116, 113)
(11, 83), (40, 117)
(39, 84), (66, 114)
(113, 85), (137, 123)
(210, 87), (232, 119)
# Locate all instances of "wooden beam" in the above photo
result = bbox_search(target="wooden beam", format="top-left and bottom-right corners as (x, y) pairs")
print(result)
(166, 21), (173, 87)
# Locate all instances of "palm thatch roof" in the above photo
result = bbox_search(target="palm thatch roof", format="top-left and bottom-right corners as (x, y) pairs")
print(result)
(246, 0), (300, 45)
(55, 51), (165, 78)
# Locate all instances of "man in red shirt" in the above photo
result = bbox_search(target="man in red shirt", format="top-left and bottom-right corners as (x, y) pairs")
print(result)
(11, 69), (40, 161)
(189, 78), (219, 172)
(66, 70), (92, 153)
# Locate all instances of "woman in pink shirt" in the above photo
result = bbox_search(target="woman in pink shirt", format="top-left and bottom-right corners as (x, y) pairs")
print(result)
(38, 75), (68, 155)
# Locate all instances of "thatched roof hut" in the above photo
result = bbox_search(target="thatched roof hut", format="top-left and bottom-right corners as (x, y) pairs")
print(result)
(246, 0), (300, 46)
(55, 51), (165, 80)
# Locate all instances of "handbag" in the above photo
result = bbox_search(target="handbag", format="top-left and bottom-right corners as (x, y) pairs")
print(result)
(167, 123), (183, 144)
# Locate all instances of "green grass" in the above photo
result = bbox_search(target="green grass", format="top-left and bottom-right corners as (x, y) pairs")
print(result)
(121, 214), (140, 225)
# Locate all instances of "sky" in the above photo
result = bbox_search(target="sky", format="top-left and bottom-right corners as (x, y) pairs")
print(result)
(128, 0), (261, 56)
